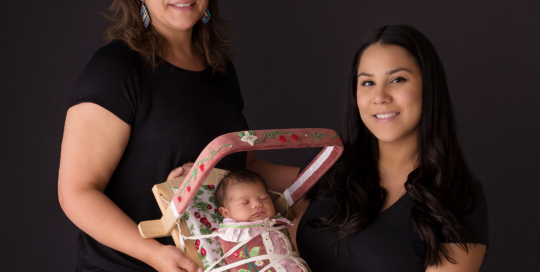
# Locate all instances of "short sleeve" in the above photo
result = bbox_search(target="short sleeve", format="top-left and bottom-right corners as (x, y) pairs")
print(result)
(69, 40), (141, 125)
(458, 180), (489, 247)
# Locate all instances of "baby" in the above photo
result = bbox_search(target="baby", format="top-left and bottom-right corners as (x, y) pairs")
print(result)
(211, 170), (309, 272)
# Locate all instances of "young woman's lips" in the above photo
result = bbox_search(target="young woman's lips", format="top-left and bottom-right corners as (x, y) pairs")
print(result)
(372, 112), (400, 124)
(169, 2), (195, 11)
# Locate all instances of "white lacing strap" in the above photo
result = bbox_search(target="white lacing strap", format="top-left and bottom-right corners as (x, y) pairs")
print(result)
(211, 252), (300, 272)
(181, 224), (292, 272)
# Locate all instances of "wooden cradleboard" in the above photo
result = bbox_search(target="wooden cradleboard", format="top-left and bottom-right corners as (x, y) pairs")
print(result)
(139, 128), (344, 266)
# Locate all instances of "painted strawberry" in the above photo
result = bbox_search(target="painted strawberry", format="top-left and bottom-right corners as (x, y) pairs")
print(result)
(186, 186), (191, 193)
(201, 248), (207, 257)
(278, 135), (286, 143)
(206, 204), (212, 210)
(194, 212), (201, 219)
(232, 250), (240, 258)
(340, 138), (343, 143)
(177, 197), (182, 202)
(195, 239), (200, 250)
(199, 164), (204, 172)
(291, 134), (298, 141)
(207, 184), (215, 189)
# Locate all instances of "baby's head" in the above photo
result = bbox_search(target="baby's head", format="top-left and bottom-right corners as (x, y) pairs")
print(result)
(214, 169), (276, 222)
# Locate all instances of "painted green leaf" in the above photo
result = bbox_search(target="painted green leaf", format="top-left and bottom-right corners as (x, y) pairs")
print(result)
(195, 202), (209, 210)
(216, 213), (224, 222)
(238, 132), (246, 137)
(249, 246), (260, 257)
(238, 269), (250, 272)
(200, 228), (212, 235)
(209, 196), (215, 203)
(249, 131), (254, 135)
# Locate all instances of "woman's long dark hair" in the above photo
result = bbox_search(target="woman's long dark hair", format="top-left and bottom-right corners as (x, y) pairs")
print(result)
(306, 25), (477, 267)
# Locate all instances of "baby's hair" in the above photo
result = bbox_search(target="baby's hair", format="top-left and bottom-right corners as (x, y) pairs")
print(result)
(214, 169), (269, 208)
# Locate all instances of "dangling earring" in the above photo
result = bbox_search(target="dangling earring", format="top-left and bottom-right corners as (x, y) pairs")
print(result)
(201, 9), (211, 24)
(141, 1), (151, 28)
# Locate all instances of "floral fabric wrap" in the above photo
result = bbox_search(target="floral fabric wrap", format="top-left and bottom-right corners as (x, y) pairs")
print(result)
(214, 215), (310, 272)
(178, 185), (227, 270)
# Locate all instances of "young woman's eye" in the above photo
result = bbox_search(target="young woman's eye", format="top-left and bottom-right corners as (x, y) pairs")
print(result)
(391, 77), (407, 83)
(360, 80), (374, 87)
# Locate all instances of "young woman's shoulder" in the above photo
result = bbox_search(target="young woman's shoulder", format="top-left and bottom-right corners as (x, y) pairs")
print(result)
(462, 179), (489, 246)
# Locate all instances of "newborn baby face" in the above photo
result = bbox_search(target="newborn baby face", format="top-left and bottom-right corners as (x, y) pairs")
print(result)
(219, 182), (276, 222)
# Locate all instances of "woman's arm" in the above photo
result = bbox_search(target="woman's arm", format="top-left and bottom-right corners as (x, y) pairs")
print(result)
(58, 103), (201, 272)
(245, 151), (299, 192)
(425, 244), (486, 272)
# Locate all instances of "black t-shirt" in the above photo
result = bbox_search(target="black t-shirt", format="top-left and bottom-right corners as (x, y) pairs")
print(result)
(296, 148), (488, 272)
(69, 40), (249, 271)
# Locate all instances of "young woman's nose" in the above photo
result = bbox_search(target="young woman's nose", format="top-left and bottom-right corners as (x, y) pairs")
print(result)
(372, 84), (392, 104)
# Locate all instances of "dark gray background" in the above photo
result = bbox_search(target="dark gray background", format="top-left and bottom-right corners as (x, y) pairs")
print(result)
(1, 1), (538, 271)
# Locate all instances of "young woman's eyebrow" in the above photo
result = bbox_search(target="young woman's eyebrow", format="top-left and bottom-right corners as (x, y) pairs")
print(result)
(357, 72), (374, 78)
(386, 67), (413, 75)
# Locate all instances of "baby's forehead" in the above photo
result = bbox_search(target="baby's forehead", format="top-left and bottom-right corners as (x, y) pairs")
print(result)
(225, 181), (268, 199)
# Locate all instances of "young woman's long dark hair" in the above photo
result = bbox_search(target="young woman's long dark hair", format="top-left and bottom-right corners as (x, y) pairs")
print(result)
(306, 25), (477, 267)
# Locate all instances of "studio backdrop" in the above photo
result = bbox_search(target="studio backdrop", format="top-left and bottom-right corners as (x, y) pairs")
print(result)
(1, 1), (539, 271)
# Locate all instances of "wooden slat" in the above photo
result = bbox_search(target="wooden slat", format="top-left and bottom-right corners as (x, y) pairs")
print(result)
(145, 168), (229, 268)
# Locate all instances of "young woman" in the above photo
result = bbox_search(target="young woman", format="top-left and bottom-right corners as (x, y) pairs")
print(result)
(58, 1), (298, 271)
(290, 25), (488, 272)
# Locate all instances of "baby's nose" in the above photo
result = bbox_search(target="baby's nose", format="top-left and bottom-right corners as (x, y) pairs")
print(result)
(252, 200), (263, 208)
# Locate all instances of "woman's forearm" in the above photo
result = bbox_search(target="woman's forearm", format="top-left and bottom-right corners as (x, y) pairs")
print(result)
(59, 185), (162, 267)
(246, 152), (299, 192)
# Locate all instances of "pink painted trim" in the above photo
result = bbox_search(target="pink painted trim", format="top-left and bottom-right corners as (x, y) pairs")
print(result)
(171, 128), (343, 218)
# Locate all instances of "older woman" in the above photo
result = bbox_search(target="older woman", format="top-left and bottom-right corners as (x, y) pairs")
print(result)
(58, 1), (299, 271)
(289, 25), (488, 272)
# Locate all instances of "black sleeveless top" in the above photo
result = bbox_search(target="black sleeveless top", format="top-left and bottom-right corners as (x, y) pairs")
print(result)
(296, 148), (488, 272)
(69, 40), (249, 271)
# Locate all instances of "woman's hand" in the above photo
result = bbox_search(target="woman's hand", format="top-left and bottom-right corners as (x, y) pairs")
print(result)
(167, 162), (194, 181)
(150, 245), (202, 272)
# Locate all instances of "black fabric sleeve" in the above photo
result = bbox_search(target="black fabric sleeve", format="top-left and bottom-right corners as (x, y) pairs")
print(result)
(454, 181), (490, 247)
(69, 41), (141, 125)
